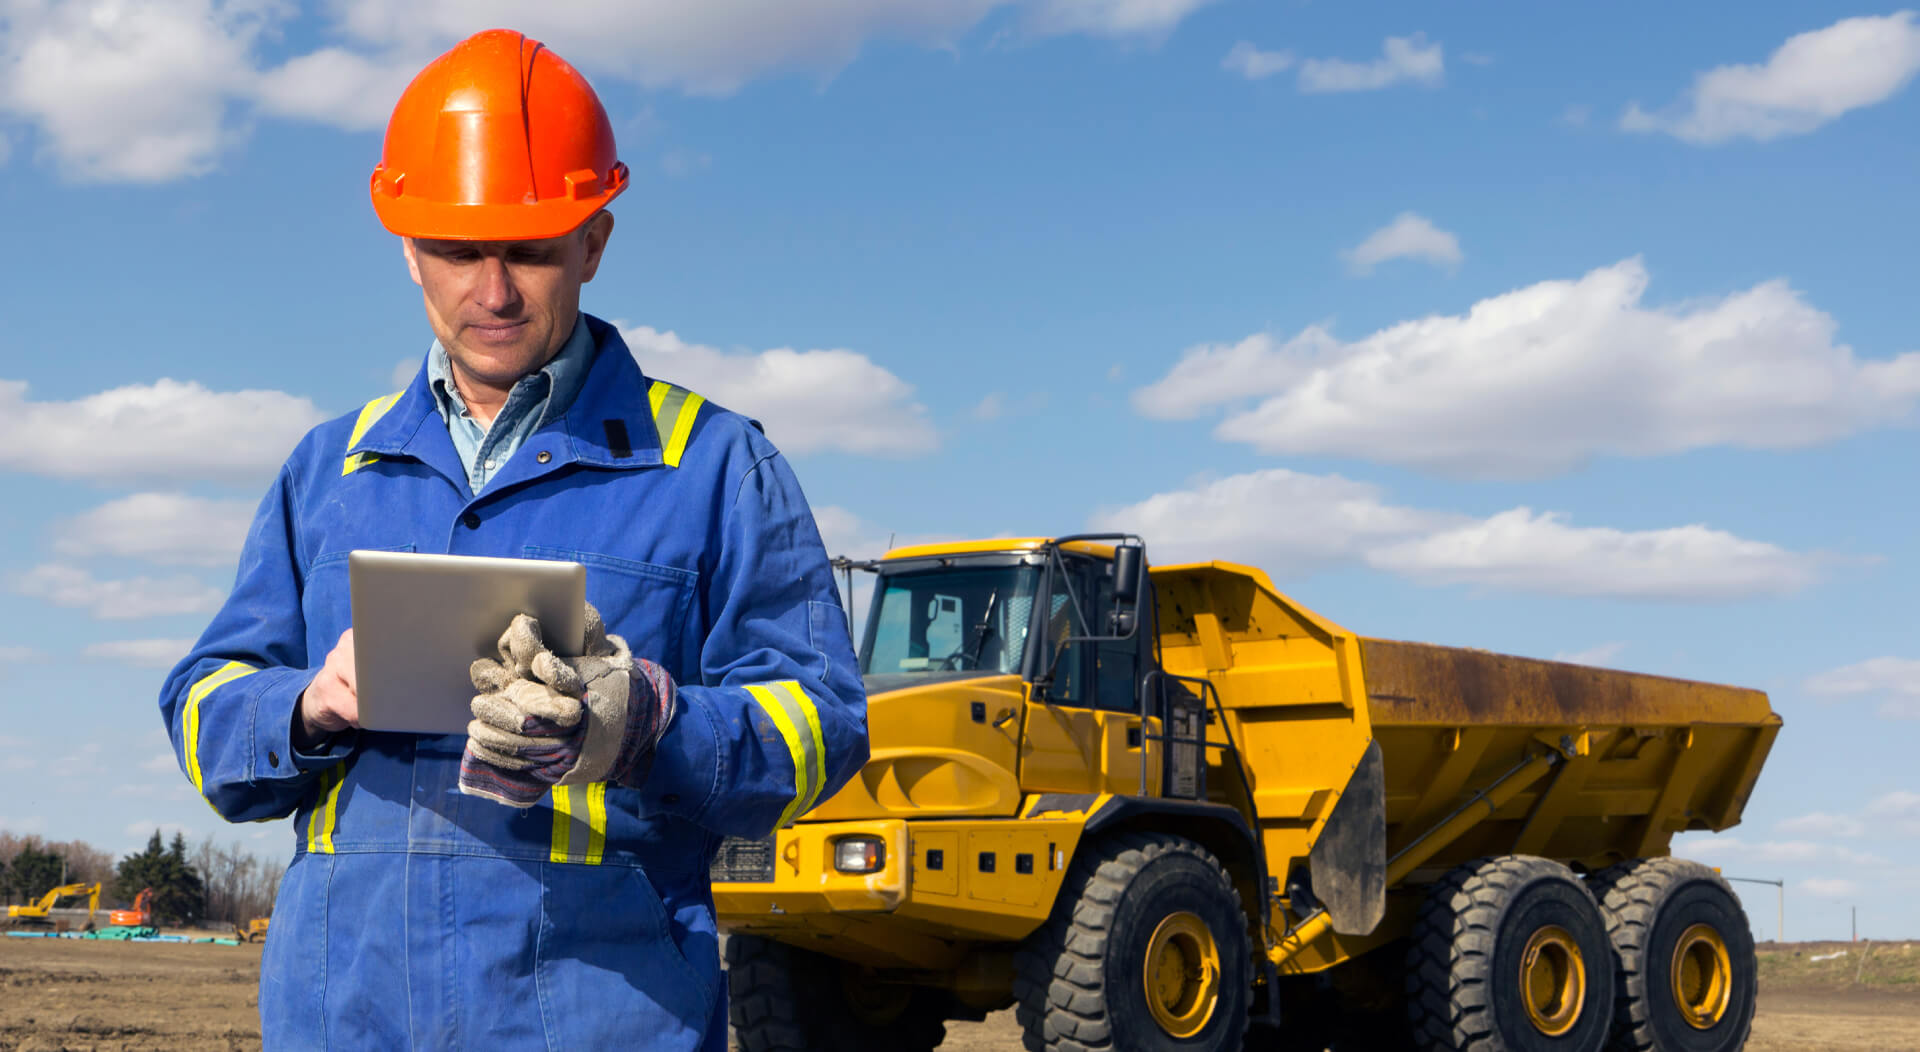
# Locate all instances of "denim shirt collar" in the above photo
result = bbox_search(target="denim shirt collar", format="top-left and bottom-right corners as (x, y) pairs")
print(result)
(426, 314), (596, 432)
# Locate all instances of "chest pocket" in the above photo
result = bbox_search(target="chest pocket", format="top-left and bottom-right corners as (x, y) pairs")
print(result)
(522, 547), (698, 672)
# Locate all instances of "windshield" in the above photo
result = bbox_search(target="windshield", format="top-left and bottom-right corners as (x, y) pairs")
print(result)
(859, 564), (1040, 679)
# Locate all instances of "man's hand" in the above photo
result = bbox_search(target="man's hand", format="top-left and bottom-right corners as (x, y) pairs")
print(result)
(458, 605), (675, 808)
(298, 629), (360, 743)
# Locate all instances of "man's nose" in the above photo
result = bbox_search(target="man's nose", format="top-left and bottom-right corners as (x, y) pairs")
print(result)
(473, 256), (520, 313)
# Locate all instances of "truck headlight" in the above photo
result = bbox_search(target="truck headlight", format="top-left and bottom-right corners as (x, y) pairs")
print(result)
(833, 836), (886, 874)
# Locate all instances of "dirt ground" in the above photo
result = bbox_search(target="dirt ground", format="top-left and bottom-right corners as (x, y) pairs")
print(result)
(2, 937), (1916, 1050)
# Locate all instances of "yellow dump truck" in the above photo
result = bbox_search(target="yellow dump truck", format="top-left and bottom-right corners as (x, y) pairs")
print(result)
(717, 536), (1780, 1052)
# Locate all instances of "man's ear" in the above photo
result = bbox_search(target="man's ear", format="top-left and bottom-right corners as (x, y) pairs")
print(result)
(400, 237), (424, 287)
(578, 211), (615, 284)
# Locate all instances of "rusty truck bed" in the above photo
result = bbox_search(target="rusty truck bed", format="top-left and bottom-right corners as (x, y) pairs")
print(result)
(1360, 639), (1781, 874)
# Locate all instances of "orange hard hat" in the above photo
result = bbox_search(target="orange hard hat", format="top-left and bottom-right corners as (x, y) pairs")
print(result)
(370, 29), (628, 241)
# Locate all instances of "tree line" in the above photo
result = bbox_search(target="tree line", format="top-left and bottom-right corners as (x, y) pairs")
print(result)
(0, 829), (283, 928)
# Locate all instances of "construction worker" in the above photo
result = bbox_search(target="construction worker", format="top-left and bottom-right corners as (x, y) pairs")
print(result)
(157, 29), (867, 1050)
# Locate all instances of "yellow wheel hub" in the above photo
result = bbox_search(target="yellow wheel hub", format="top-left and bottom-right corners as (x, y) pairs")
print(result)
(1519, 925), (1587, 1036)
(1142, 911), (1220, 1039)
(1670, 923), (1733, 1029)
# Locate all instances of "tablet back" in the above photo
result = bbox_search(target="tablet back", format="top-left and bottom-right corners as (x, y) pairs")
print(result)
(349, 550), (586, 734)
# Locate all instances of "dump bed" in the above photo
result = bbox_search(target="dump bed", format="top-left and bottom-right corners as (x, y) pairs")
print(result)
(1150, 561), (1782, 913)
(1361, 639), (1780, 874)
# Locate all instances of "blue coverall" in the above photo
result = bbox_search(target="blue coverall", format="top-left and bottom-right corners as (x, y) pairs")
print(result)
(158, 315), (868, 1050)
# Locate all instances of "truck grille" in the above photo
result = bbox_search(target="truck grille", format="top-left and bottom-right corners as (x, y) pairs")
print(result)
(709, 835), (776, 883)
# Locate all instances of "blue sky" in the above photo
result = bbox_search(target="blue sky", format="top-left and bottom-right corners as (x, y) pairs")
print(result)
(2, 1), (1917, 941)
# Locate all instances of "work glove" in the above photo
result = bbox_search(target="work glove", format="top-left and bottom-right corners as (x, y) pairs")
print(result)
(457, 604), (677, 808)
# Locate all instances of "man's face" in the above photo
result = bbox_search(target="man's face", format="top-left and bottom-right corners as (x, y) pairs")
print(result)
(401, 212), (615, 388)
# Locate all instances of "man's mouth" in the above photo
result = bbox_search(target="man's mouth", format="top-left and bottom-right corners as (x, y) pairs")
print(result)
(467, 320), (529, 345)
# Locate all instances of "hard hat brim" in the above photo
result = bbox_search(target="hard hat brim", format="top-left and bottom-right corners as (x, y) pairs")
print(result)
(370, 177), (626, 241)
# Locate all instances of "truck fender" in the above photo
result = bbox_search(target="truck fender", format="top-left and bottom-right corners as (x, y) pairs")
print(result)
(1308, 739), (1387, 936)
(1080, 795), (1270, 928)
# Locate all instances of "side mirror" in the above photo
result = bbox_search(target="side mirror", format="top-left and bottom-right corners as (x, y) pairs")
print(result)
(1112, 545), (1143, 604)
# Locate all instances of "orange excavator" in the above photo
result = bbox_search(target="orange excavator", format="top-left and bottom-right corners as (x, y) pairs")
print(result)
(6, 882), (101, 929)
(110, 887), (153, 927)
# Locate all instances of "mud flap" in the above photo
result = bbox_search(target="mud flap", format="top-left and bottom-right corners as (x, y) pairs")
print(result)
(1309, 740), (1386, 936)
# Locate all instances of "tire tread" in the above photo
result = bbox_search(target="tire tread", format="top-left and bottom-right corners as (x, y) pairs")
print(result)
(1013, 832), (1250, 1052)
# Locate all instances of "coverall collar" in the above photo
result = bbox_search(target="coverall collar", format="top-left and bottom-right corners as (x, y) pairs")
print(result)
(348, 313), (672, 476)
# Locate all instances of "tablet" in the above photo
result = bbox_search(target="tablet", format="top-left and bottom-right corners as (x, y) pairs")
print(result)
(349, 550), (586, 734)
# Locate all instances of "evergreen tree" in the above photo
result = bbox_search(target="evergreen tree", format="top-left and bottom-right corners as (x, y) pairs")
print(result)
(113, 831), (167, 905)
(114, 830), (205, 926)
(8, 843), (67, 904)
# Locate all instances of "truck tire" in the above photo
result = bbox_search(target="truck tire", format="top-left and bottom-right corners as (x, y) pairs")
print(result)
(726, 933), (947, 1052)
(1014, 832), (1252, 1052)
(1588, 858), (1756, 1052)
(1407, 855), (1614, 1052)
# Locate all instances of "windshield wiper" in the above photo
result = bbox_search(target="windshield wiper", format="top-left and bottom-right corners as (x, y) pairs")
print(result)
(964, 589), (999, 667)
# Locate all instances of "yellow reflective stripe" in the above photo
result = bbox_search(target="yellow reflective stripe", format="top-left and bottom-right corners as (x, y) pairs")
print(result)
(747, 681), (826, 828)
(646, 381), (705, 468)
(305, 765), (345, 854)
(584, 782), (606, 865)
(746, 687), (807, 828)
(548, 784), (607, 865)
(663, 392), (704, 467)
(550, 786), (574, 862)
(776, 681), (828, 814)
(342, 391), (403, 476)
(184, 661), (257, 796)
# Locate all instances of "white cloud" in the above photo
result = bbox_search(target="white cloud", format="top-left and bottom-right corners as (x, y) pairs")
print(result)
(84, 638), (197, 668)
(1621, 12), (1920, 144)
(252, 46), (421, 132)
(1134, 258), (1920, 479)
(1553, 642), (1626, 667)
(1221, 41), (1293, 80)
(810, 506), (957, 630)
(1093, 470), (1818, 600)
(1342, 211), (1462, 274)
(121, 820), (193, 840)
(1130, 327), (1341, 421)
(0, 0), (1220, 182)
(55, 493), (255, 567)
(0, 645), (42, 662)
(620, 324), (937, 457)
(1020, 0), (1219, 40)
(1867, 790), (1920, 835)
(814, 506), (882, 562)
(972, 393), (1007, 420)
(1805, 657), (1920, 720)
(1777, 812), (1867, 838)
(1089, 468), (1459, 575)
(1368, 508), (1822, 601)
(1559, 104), (1591, 127)
(0, 379), (325, 483)
(338, 0), (1215, 94)
(1687, 837), (1888, 867)
(49, 742), (104, 778)
(1298, 32), (1443, 94)
(1800, 877), (1860, 900)
(0, 0), (263, 181)
(660, 148), (712, 178)
(391, 358), (420, 391)
(12, 563), (226, 620)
